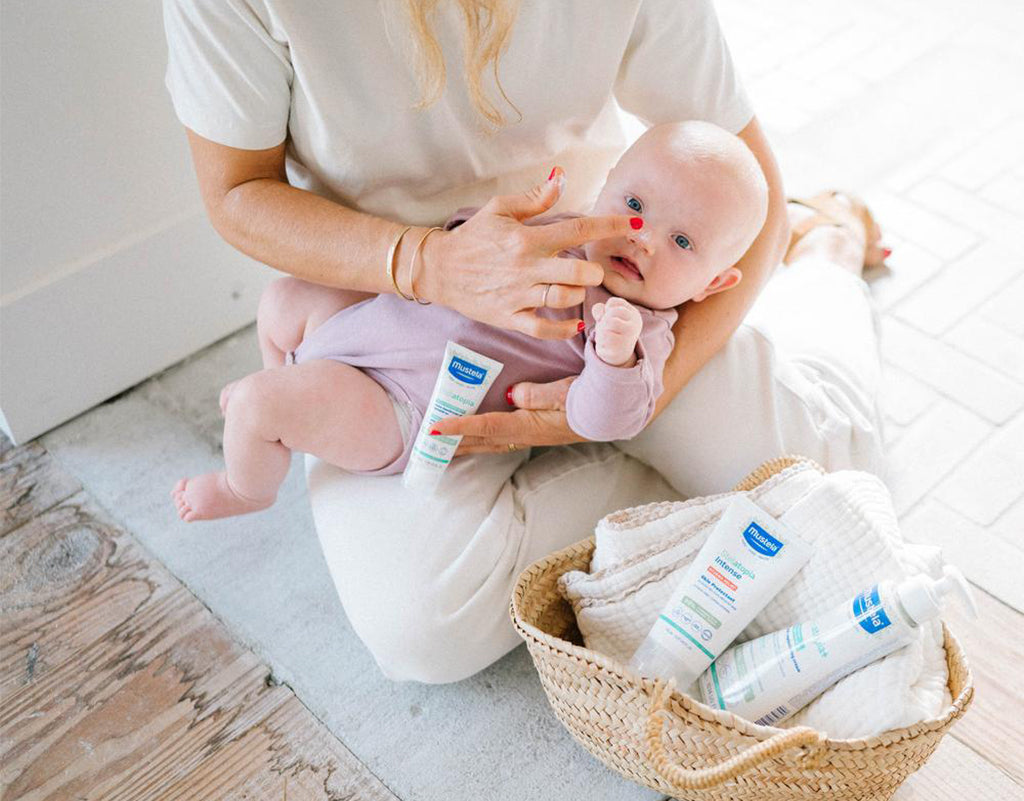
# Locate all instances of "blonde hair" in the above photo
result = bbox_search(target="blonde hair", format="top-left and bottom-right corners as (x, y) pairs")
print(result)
(386, 0), (523, 132)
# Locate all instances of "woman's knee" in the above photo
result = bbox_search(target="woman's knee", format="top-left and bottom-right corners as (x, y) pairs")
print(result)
(356, 591), (512, 684)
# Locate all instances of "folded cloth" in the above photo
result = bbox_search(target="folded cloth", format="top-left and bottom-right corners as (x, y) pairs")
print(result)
(558, 462), (952, 739)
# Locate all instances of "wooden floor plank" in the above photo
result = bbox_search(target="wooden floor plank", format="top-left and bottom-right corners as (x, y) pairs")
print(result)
(1, 441), (81, 536)
(0, 488), (398, 801)
(942, 584), (1024, 783)
(155, 697), (399, 801)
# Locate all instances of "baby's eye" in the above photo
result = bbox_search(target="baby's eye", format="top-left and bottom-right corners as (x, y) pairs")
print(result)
(674, 234), (693, 250)
(625, 196), (643, 213)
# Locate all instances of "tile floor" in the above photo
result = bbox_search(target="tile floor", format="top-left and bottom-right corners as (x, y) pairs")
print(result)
(717, 0), (1024, 613)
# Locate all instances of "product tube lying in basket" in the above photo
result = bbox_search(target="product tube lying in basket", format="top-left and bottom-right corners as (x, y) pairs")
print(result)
(629, 495), (812, 690)
(696, 565), (978, 726)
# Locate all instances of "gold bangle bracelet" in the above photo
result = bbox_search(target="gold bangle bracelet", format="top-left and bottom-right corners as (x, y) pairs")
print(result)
(409, 226), (442, 306)
(386, 225), (415, 301)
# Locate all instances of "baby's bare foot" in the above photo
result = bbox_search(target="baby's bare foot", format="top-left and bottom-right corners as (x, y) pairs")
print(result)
(171, 473), (274, 522)
(218, 381), (239, 417)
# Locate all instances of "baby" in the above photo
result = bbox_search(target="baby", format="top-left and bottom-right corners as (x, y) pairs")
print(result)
(172, 120), (769, 521)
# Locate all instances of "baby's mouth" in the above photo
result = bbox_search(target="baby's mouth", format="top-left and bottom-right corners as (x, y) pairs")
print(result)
(610, 255), (642, 282)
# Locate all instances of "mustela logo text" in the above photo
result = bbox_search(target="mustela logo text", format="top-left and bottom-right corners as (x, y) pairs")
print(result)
(447, 356), (486, 385)
(743, 521), (784, 557)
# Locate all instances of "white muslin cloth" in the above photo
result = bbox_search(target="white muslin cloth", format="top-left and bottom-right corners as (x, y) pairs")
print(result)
(558, 462), (953, 739)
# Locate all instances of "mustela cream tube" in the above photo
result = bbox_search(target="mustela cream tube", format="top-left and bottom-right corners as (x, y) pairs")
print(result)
(402, 340), (503, 493)
(629, 495), (812, 690)
(696, 566), (977, 726)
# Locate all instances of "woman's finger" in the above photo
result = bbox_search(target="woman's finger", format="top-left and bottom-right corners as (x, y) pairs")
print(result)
(531, 255), (604, 289)
(531, 282), (587, 310)
(437, 408), (586, 456)
(531, 212), (642, 255)
(508, 376), (575, 411)
(431, 410), (512, 439)
(451, 437), (514, 455)
(484, 167), (565, 222)
(509, 309), (583, 341)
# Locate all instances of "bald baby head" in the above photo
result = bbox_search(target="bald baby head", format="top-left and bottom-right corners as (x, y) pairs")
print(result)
(618, 120), (769, 269)
(585, 120), (770, 309)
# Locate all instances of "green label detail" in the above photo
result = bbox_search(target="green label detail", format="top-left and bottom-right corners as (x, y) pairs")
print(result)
(411, 447), (449, 464)
(658, 614), (715, 659)
(682, 596), (722, 629)
(709, 663), (727, 709)
(735, 647), (755, 701)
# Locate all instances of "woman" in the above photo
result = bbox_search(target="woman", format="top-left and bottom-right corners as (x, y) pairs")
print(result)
(163, 0), (885, 682)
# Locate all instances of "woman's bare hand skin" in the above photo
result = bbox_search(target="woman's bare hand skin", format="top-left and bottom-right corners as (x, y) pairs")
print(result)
(416, 169), (641, 340)
(431, 376), (586, 455)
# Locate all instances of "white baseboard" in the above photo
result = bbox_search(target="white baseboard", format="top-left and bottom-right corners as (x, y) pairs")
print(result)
(0, 213), (276, 444)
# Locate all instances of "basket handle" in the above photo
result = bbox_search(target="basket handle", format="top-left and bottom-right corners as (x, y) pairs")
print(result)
(644, 679), (825, 791)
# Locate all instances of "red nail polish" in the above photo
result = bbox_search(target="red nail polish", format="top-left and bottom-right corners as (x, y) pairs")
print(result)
(505, 386), (515, 406)
(630, 217), (643, 230)
(577, 320), (586, 332)
(882, 246), (892, 259)
(430, 429), (441, 435)
(548, 166), (558, 181)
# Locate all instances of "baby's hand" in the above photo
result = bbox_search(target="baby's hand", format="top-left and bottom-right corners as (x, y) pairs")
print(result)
(592, 297), (643, 367)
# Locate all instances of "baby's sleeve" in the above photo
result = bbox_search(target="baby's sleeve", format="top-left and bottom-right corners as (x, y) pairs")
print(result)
(565, 305), (677, 442)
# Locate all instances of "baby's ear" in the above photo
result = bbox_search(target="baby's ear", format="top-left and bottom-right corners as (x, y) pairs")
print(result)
(692, 267), (742, 302)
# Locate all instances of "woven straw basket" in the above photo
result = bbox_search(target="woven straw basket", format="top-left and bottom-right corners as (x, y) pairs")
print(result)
(509, 456), (974, 801)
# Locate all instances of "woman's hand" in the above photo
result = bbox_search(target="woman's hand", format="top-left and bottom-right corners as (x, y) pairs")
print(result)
(415, 169), (641, 340)
(430, 377), (586, 455)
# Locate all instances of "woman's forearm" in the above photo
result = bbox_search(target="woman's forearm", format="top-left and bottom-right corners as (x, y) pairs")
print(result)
(216, 177), (439, 294)
(651, 116), (790, 420)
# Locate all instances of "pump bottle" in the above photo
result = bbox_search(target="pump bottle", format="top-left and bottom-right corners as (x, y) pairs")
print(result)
(696, 566), (977, 726)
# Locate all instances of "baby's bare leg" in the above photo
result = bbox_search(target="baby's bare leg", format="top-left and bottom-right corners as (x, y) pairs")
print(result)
(174, 360), (404, 522)
(257, 277), (376, 368)
(220, 278), (376, 416)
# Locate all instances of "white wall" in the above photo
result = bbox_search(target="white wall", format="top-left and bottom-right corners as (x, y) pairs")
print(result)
(0, 1), (275, 444)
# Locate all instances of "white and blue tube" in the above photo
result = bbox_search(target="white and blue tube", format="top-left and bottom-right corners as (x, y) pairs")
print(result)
(629, 495), (813, 690)
(402, 340), (504, 493)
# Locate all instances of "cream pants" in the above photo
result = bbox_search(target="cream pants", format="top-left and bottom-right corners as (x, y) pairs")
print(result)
(305, 259), (886, 683)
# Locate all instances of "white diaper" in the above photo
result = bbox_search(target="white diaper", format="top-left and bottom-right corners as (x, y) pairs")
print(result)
(387, 391), (416, 449)
(558, 463), (953, 740)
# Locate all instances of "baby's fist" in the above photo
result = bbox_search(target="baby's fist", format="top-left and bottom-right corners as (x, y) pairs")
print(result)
(592, 297), (643, 367)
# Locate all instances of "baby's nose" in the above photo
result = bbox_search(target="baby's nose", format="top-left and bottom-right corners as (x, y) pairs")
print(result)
(628, 228), (653, 252)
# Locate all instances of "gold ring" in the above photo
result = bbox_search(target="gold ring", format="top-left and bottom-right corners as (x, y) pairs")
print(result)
(507, 443), (518, 452)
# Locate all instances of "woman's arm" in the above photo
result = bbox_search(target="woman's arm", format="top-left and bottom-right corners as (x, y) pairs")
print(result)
(651, 115), (790, 419)
(186, 129), (432, 294)
(184, 129), (637, 339)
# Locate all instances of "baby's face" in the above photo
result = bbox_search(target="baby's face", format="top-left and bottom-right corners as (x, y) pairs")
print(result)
(584, 128), (762, 310)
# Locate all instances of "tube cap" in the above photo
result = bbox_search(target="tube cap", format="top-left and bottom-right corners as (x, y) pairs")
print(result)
(897, 565), (978, 625)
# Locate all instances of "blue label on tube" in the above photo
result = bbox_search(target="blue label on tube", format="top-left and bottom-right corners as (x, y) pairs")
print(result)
(852, 585), (892, 634)
(742, 521), (784, 557)
(447, 356), (487, 385)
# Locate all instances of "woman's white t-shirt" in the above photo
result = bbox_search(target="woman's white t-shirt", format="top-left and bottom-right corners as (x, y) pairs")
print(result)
(163, 0), (754, 226)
